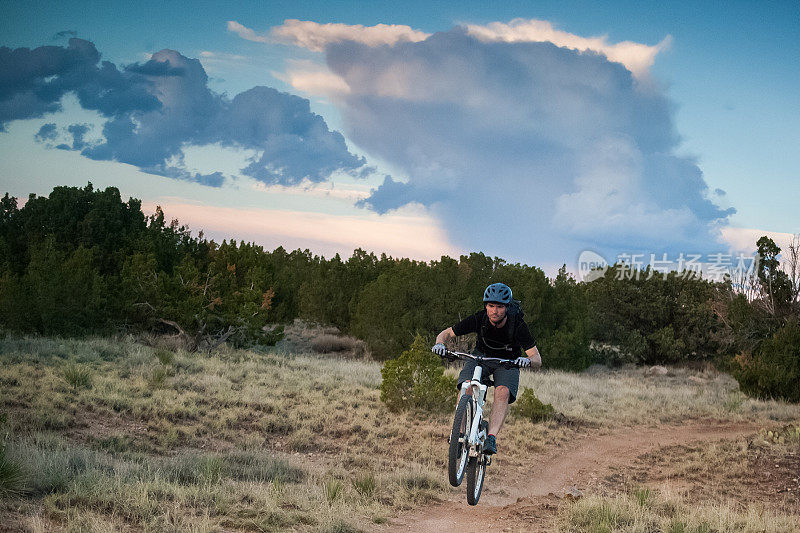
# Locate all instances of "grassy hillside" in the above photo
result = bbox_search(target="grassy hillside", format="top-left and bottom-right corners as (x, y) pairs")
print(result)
(1, 332), (799, 531)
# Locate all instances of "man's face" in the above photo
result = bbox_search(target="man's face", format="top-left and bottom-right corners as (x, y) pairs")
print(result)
(485, 302), (508, 325)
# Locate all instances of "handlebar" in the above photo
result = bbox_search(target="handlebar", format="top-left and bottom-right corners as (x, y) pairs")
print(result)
(442, 349), (523, 368)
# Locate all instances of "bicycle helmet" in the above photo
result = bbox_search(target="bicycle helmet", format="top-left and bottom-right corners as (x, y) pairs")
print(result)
(483, 283), (512, 305)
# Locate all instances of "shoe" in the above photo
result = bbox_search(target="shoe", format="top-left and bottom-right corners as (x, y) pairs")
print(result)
(484, 434), (497, 455)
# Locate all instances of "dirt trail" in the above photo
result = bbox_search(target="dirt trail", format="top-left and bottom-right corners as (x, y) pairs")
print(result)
(383, 421), (758, 532)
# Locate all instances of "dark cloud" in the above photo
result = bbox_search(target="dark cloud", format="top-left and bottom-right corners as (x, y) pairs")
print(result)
(1, 39), (365, 187)
(35, 122), (57, 141)
(328, 29), (733, 261)
(67, 123), (90, 150)
(356, 175), (420, 214)
(125, 59), (186, 77)
(0, 38), (160, 130)
(145, 165), (225, 187)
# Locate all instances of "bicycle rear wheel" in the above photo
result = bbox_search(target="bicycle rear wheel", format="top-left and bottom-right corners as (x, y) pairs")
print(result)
(448, 394), (473, 487)
(466, 453), (487, 505)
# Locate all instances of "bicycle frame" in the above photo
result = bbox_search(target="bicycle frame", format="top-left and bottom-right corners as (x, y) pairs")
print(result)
(450, 351), (519, 457)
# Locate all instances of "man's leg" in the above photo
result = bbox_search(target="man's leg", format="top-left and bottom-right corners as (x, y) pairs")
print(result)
(488, 385), (510, 436)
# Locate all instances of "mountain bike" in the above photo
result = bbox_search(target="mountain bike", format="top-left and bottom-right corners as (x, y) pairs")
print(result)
(442, 350), (523, 506)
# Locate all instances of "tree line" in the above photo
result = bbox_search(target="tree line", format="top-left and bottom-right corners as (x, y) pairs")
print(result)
(1, 184), (798, 400)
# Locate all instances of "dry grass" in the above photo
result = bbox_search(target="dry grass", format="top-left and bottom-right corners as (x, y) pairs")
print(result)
(280, 319), (370, 359)
(518, 364), (800, 426)
(1, 333), (800, 531)
(0, 334), (448, 531)
(602, 425), (800, 512)
(310, 334), (368, 358)
(560, 488), (800, 532)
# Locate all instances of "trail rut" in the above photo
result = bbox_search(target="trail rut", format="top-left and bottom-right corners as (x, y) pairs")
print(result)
(383, 421), (757, 532)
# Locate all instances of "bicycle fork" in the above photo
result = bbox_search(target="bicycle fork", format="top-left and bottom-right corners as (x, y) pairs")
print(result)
(458, 366), (489, 458)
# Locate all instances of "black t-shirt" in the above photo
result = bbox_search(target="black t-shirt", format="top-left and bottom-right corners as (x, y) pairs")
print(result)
(452, 310), (536, 359)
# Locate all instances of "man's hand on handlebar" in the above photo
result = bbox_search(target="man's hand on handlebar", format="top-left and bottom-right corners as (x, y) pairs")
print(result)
(514, 356), (531, 368)
(432, 343), (456, 361)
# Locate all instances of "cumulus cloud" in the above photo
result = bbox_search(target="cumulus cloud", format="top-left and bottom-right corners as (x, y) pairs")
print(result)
(0, 39), (366, 187)
(272, 59), (351, 97)
(323, 28), (733, 262)
(721, 227), (796, 254)
(242, 18), (668, 105)
(229, 19), (429, 52)
(464, 18), (670, 78)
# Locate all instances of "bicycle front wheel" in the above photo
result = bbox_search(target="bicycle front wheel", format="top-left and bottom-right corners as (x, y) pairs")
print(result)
(466, 454), (487, 506)
(448, 394), (473, 487)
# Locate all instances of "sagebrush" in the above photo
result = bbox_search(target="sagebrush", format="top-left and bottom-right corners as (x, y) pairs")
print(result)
(380, 335), (456, 413)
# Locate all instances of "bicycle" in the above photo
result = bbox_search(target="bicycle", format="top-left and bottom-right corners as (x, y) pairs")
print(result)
(441, 349), (524, 506)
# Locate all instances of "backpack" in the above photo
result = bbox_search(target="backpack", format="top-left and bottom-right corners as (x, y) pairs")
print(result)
(480, 299), (524, 352)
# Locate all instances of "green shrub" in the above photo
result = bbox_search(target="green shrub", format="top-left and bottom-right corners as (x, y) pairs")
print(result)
(514, 387), (555, 422)
(733, 320), (800, 402)
(0, 442), (27, 496)
(379, 335), (456, 413)
(540, 327), (592, 371)
(61, 363), (93, 390)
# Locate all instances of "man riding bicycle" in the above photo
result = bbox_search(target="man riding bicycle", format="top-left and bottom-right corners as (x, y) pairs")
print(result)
(432, 283), (542, 456)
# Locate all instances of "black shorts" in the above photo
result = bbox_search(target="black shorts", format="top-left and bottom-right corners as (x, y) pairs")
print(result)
(457, 358), (520, 404)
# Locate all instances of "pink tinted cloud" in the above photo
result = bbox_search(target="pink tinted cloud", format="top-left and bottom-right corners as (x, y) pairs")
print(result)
(142, 200), (461, 260)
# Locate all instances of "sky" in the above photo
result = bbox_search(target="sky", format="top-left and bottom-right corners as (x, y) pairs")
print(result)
(1, 0), (798, 276)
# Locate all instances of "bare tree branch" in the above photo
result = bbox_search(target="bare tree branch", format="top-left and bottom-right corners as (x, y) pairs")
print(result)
(204, 325), (238, 353)
(156, 318), (187, 337)
(786, 233), (800, 308)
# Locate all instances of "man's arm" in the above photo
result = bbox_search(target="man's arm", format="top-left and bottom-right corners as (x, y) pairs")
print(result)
(524, 345), (542, 369)
(435, 327), (456, 345)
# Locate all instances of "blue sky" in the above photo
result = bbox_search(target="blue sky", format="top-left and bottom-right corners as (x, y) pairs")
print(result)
(2, 0), (798, 272)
